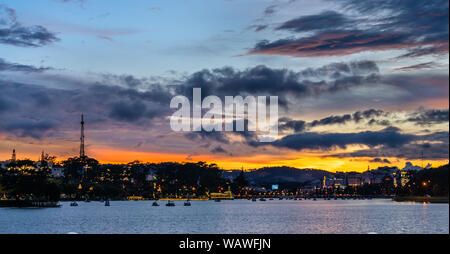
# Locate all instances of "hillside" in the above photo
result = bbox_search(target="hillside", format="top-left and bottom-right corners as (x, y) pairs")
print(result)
(223, 166), (333, 185)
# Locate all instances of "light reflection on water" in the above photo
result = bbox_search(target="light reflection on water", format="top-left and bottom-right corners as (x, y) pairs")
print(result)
(0, 199), (448, 234)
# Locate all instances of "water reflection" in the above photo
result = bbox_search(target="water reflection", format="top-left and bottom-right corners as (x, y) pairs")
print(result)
(0, 199), (448, 234)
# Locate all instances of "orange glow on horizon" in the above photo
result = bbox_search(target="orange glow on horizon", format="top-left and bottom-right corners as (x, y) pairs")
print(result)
(2, 147), (448, 172)
(53, 149), (450, 172)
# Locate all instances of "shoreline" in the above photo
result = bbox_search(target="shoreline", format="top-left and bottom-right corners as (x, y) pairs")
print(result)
(393, 196), (449, 203)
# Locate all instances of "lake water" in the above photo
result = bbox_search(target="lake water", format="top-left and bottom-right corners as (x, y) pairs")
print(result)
(0, 199), (448, 234)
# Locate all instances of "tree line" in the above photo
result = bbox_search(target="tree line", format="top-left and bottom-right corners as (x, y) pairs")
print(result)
(0, 155), (447, 201)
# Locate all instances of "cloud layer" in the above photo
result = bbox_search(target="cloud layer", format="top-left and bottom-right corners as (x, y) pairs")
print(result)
(0, 5), (59, 47)
(248, 0), (449, 58)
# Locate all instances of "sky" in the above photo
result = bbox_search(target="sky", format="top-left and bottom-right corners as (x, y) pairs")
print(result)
(0, 0), (448, 171)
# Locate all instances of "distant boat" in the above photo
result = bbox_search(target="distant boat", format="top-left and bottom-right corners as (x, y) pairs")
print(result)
(70, 201), (78, 207)
(166, 200), (175, 206)
(152, 201), (159, 206)
(215, 198), (221, 202)
(259, 198), (266, 201)
(269, 198), (274, 200)
(313, 198), (317, 201)
(184, 200), (191, 206)
(278, 197), (283, 200)
(105, 200), (110, 206)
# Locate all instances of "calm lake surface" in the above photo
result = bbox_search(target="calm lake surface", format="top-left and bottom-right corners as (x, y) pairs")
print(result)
(0, 199), (448, 234)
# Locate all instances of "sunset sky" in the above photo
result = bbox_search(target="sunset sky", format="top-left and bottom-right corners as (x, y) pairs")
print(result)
(0, 0), (448, 171)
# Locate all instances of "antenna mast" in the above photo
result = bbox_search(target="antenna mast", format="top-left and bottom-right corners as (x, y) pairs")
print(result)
(80, 113), (85, 159)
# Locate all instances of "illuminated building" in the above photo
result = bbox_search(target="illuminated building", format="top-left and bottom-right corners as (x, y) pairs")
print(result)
(209, 191), (234, 200)
(346, 172), (362, 187)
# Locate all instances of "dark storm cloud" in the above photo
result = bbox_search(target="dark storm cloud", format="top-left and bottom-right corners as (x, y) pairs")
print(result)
(329, 131), (449, 160)
(279, 118), (307, 133)
(0, 96), (13, 112)
(0, 59), (381, 139)
(248, 0), (448, 57)
(276, 11), (354, 32)
(369, 158), (391, 164)
(368, 119), (391, 126)
(299, 60), (379, 78)
(326, 74), (380, 93)
(0, 58), (51, 73)
(407, 109), (449, 126)
(79, 83), (173, 122)
(185, 119), (258, 145)
(352, 109), (385, 123)
(0, 76), (174, 139)
(177, 65), (304, 108)
(1, 57), (446, 143)
(185, 130), (230, 144)
(420, 131), (449, 144)
(109, 101), (147, 122)
(270, 128), (415, 151)
(309, 114), (352, 127)
(280, 109), (388, 133)
(87, 82), (173, 106)
(381, 74), (449, 106)
(0, 5), (59, 47)
(176, 61), (380, 108)
(188, 107), (406, 147)
(381, 126), (401, 133)
(211, 145), (228, 154)
(349, 61), (379, 74)
(250, 30), (421, 57)
(100, 74), (146, 88)
(334, 143), (449, 160)
(230, 119), (259, 142)
(122, 75), (142, 88)
(0, 119), (56, 139)
(281, 107), (448, 134)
